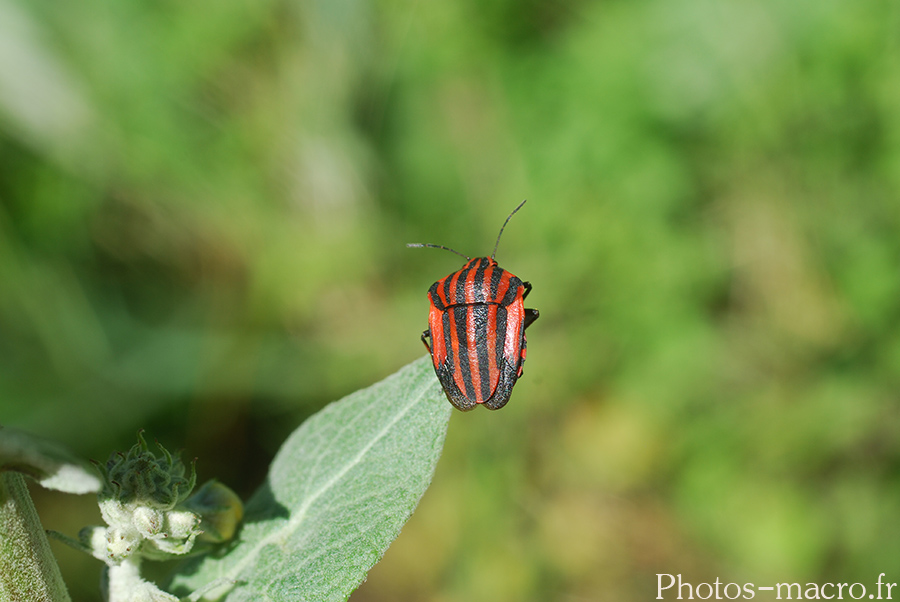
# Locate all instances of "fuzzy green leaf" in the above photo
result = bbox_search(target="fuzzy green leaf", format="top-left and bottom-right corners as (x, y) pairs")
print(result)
(0, 426), (101, 494)
(170, 356), (451, 601)
(0, 472), (72, 602)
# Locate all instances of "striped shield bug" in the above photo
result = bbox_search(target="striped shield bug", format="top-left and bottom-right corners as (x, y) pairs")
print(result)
(408, 200), (539, 411)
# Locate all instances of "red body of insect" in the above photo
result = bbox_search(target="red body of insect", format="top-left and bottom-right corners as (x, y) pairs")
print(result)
(408, 201), (539, 411)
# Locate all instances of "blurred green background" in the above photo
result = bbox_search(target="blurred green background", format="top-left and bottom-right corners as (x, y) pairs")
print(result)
(2, 0), (900, 600)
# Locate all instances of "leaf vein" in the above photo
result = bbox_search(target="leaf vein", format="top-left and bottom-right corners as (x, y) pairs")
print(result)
(221, 373), (432, 586)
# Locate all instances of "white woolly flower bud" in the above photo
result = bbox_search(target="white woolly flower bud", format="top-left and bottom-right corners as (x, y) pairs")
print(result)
(104, 526), (141, 563)
(166, 509), (201, 540)
(132, 506), (165, 538)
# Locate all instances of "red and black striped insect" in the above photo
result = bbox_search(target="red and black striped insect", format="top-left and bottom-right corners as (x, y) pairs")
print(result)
(408, 201), (539, 411)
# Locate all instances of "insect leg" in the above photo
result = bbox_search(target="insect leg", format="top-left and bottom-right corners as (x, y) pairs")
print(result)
(524, 308), (539, 329)
(420, 329), (432, 353)
(523, 281), (533, 299)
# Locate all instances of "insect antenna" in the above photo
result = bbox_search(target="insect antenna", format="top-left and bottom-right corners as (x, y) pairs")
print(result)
(491, 199), (527, 260)
(406, 242), (471, 261)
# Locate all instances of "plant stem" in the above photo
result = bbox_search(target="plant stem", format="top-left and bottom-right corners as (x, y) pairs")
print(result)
(0, 471), (72, 602)
(107, 555), (180, 602)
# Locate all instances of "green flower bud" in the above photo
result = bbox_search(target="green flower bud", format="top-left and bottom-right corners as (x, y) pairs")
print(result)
(88, 432), (204, 564)
(184, 480), (244, 543)
(95, 431), (196, 510)
(64, 433), (245, 601)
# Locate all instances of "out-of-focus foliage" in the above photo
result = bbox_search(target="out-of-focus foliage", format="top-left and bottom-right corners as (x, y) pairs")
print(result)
(1, 0), (898, 600)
